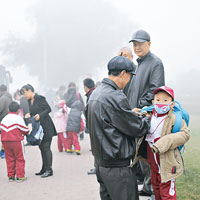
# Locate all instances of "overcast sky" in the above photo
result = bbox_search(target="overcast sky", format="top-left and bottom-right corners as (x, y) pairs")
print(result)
(0, 0), (199, 92)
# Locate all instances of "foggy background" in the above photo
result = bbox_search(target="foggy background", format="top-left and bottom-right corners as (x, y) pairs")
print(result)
(0, 0), (199, 125)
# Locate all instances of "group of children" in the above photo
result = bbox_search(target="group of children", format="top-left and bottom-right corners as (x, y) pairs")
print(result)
(54, 99), (85, 155)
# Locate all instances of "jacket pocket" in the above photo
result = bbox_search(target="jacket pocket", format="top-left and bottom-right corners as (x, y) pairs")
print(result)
(173, 149), (182, 164)
(164, 149), (182, 172)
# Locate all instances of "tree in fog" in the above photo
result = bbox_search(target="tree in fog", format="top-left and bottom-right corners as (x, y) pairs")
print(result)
(0, 0), (136, 87)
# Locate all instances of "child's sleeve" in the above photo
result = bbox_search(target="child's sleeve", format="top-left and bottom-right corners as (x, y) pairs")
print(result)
(18, 117), (30, 135)
(152, 120), (190, 154)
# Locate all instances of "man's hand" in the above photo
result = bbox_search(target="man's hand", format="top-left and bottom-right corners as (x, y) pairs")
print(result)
(25, 113), (31, 118)
(35, 114), (40, 121)
(132, 108), (141, 115)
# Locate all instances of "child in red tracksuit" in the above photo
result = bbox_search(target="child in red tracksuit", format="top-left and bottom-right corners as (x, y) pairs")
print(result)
(0, 102), (29, 182)
(144, 86), (190, 200)
(54, 100), (68, 152)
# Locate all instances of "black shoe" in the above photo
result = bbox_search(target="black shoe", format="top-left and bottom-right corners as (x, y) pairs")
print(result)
(87, 168), (96, 175)
(138, 190), (151, 197)
(35, 170), (46, 176)
(41, 169), (53, 178)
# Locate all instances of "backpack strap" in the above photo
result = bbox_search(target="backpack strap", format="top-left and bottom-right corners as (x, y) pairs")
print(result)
(172, 110), (184, 152)
(172, 110), (183, 133)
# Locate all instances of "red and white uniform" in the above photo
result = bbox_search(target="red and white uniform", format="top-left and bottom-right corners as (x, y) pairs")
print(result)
(146, 112), (177, 200)
(0, 112), (29, 178)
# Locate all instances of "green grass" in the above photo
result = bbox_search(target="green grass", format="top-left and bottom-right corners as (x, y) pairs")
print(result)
(176, 129), (200, 200)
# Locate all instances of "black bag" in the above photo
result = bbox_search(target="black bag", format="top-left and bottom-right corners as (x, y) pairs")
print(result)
(27, 118), (44, 146)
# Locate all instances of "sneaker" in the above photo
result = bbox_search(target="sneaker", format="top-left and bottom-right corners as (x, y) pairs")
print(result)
(8, 177), (15, 182)
(16, 177), (27, 183)
(66, 149), (74, 153)
(75, 150), (81, 155)
(0, 151), (5, 159)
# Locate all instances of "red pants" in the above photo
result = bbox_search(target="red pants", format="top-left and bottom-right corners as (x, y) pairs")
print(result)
(151, 171), (176, 200)
(66, 131), (80, 151)
(147, 143), (177, 200)
(57, 132), (67, 152)
(2, 141), (25, 178)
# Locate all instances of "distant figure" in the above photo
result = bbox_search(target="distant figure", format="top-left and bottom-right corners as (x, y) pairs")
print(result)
(53, 85), (66, 114)
(20, 84), (57, 178)
(54, 100), (68, 152)
(95, 81), (101, 87)
(14, 90), (30, 117)
(66, 100), (85, 155)
(0, 102), (29, 182)
(64, 82), (84, 110)
(83, 78), (96, 175)
(0, 85), (12, 122)
(55, 85), (66, 101)
(0, 84), (12, 159)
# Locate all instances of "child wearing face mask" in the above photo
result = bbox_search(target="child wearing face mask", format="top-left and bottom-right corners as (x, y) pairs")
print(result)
(142, 86), (190, 200)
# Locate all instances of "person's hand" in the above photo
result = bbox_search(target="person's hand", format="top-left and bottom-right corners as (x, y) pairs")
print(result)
(145, 113), (151, 118)
(25, 113), (31, 118)
(35, 114), (40, 121)
(132, 108), (141, 115)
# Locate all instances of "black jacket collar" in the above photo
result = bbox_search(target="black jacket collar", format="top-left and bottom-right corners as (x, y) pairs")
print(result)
(102, 78), (119, 90)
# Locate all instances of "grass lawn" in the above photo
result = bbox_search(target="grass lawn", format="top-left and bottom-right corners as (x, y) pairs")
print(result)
(176, 129), (200, 200)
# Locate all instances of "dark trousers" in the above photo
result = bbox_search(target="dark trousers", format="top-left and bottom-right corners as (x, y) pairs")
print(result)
(139, 160), (152, 194)
(39, 138), (52, 171)
(96, 165), (139, 200)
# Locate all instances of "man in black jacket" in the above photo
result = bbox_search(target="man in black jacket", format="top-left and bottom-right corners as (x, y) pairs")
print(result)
(127, 30), (165, 198)
(85, 56), (151, 200)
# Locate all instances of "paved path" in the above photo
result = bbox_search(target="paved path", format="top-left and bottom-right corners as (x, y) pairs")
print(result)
(0, 134), (148, 200)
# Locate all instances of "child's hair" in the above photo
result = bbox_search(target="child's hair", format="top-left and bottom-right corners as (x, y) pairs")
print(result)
(20, 84), (34, 95)
(9, 101), (20, 112)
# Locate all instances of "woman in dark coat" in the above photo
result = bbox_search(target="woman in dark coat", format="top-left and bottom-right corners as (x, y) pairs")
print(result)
(20, 84), (57, 178)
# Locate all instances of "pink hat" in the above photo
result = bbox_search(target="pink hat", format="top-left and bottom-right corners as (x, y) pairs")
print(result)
(153, 86), (174, 100)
